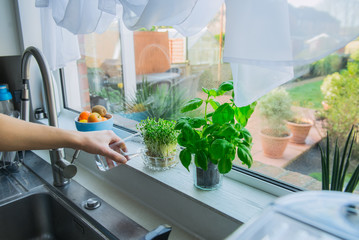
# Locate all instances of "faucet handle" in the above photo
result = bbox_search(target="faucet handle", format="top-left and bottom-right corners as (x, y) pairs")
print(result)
(62, 163), (77, 179)
(55, 157), (77, 179)
(50, 149), (77, 184)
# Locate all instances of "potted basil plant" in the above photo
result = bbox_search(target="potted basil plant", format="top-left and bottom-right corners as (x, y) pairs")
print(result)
(175, 80), (256, 190)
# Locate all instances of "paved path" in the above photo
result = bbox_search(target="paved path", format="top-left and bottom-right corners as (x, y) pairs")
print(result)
(247, 107), (325, 169)
(235, 106), (325, 190)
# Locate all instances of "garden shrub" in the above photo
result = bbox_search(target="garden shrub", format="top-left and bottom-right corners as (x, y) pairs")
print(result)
(321, 50), (359, 164)
(311, 54), (343, 77)
(257, 87), (293, 136)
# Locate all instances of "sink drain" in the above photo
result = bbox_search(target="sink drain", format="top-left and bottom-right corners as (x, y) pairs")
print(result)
(83, 198), (101, 210)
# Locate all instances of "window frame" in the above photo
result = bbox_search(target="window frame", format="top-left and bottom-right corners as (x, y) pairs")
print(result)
(16, 2), (304, 237)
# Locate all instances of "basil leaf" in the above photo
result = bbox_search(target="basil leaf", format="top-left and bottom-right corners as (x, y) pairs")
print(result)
(212, 103), (234, 124)
(210, 139), (230, 160)
(218, 158), (232, 174)
(208, 99), (220, 110)
(227, 145), (236, 161)
(241, 128), (252, 143)
(209, 88), (217, 97)
(202, 87), (209, 94)
(202, 123), (220, 137)
(216, 123), (238, 138)
(196, 138), (209, 150)
(174, 117), (190, 130)
(234, 102), (257, 127)
(182, 123), (195, 140)
(218, 81), (233, 92)
(189, 117), (206, 128)
(181, 98), (203, 113)
(237, 145), (253, 168)
(179, 149), (192, 171)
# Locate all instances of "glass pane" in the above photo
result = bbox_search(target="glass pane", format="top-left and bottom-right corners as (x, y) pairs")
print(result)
(66, 20), (125, 115)
(240, 44), (359, 194)
(64, 6), (359, 193)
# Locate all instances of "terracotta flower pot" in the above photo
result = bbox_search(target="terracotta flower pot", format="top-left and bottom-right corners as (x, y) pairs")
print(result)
(286, 119), (313, 144)
(260, 129), (292, 159)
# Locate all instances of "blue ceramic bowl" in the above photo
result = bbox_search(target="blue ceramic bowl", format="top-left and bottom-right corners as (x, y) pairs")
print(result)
(75, 114), (114, 132)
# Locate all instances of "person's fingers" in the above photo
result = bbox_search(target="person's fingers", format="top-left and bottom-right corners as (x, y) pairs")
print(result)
(106, 157), (115, 169)
(105, 147), (128, 164)
(110, 140), (128, 153)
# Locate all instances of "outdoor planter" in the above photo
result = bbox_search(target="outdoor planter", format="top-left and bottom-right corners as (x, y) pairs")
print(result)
(260, 129), (292, 159)
(120, 111), (149, 122)
(192, 159), (222, 190)
(287, 119), (313, 144)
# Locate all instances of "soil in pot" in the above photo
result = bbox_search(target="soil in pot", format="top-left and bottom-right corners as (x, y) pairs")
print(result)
(260, 129), (292, 159)
(193, 162), (222, 190)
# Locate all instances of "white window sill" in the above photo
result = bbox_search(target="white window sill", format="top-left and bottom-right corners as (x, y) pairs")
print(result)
(34, 110), (288, 239)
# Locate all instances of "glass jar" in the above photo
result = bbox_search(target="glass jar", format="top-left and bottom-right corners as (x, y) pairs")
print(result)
(141, 147), (179, 171)
(192, 156), (223, 190)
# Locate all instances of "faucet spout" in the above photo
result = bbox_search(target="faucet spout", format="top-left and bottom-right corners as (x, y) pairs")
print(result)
(20, 46), (77, 187)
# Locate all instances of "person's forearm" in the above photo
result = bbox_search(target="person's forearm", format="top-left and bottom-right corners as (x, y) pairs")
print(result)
(0, 114), (80, 151)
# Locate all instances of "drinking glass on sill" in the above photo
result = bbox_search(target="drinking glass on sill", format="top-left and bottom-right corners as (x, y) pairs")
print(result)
(94, 132), (143, 171)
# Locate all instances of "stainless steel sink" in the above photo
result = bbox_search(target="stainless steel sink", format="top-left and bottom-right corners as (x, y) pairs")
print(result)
(0, 151), (172, 240)
(0, 190), (107, 240)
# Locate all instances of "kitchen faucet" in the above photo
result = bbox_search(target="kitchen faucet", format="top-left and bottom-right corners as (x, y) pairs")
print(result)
(20, 46), (77, 187)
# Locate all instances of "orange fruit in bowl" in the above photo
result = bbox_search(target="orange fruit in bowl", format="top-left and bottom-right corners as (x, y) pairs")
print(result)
(88, 112), (103, 122)
(79, 119), (88, 123)
(79, 111), (91, 121)
(102, 117), (107, 121)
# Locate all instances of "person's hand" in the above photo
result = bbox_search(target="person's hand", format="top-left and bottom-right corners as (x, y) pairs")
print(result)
(77, 130), (129, 164)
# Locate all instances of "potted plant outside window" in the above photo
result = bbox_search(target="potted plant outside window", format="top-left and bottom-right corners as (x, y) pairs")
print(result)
(257, 88), (293, 158)
(286, 110), (314, 144)
(137, 118), (179, 170)
(175, 80), (256, 190)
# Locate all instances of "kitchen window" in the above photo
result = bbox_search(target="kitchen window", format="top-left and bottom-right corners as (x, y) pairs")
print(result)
(61, 6), (359, 194)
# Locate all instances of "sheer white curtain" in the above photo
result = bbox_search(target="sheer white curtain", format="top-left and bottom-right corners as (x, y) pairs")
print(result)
(225, 0), (359, 106)
(36, 0), (359, 106)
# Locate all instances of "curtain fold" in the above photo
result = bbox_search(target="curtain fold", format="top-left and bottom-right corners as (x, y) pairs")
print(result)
(36, 0), (359, 106)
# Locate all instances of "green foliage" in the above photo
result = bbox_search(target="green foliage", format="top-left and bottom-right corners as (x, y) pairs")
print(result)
(93, 87), (123, 104)
(175, 80), (256, 174)
(257, 88), (293, 137)
(92, 87), (123, 113)
(310, 54), (343, 77)
(319, 126), (359, 193)
(137, 118), (179, 158)
(146, 84), (187, 120)
(287, 80), (324, 110)
(124, 79), (187, 120)
(123, 79), (152, 113)
(321, 51), (359, 147)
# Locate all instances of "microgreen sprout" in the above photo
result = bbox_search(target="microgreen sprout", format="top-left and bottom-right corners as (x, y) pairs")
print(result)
(137, 118), (179, 157)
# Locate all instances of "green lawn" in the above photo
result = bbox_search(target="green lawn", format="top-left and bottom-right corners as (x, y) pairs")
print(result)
(287, 80), (324, 110)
